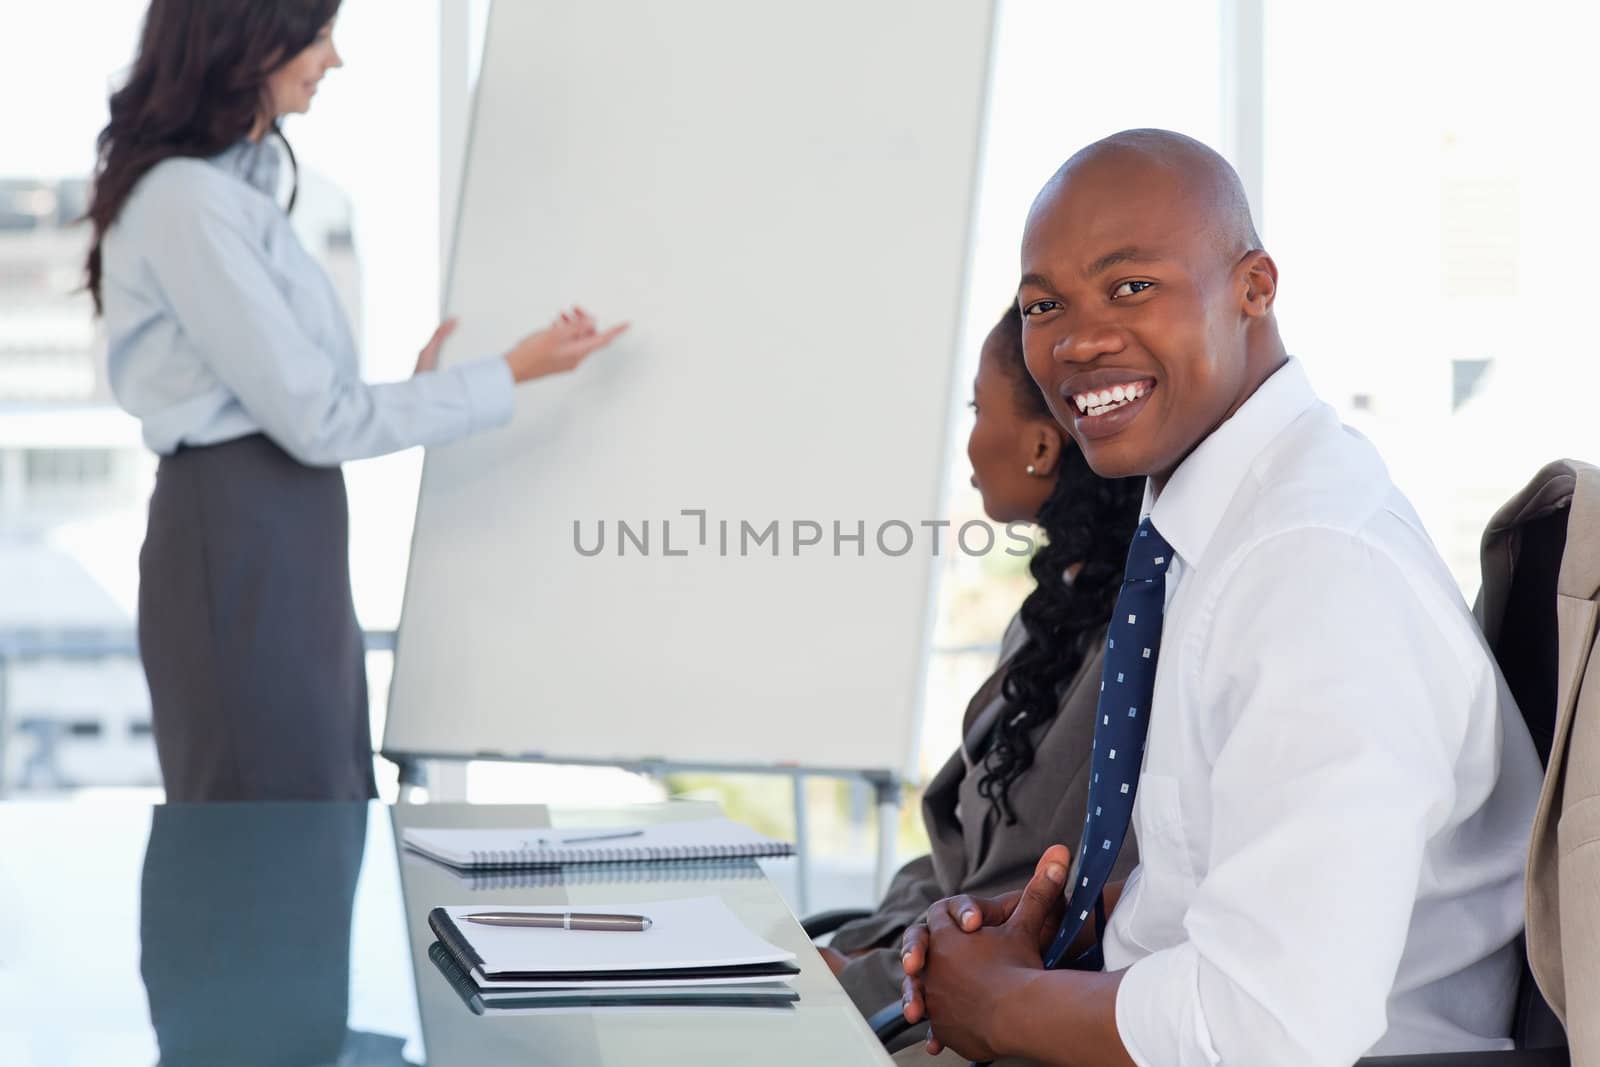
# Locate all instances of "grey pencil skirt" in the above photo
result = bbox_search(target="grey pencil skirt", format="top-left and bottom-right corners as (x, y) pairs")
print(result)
(138, 434), (378, 802)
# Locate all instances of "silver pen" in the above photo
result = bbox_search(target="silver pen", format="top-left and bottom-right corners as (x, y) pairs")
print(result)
(464, 911), (653, 931)
(533, 829), (646, 846)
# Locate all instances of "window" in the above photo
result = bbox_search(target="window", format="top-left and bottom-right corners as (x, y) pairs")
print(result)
(1262, 0), (1600, 591)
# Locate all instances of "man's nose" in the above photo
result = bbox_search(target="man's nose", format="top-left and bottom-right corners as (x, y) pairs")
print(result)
(1053, 321), (1126, 364)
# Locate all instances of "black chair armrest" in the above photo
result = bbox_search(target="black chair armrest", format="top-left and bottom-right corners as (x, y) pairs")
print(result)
(801, 908), (874, 939)
(1358, 1050), (1569, 1066)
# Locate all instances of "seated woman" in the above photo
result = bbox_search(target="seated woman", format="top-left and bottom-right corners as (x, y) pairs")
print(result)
(817, 306), (1144, 1015)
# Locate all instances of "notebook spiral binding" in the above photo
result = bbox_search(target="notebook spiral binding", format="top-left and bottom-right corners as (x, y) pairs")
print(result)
(427, 907), (485, 974)
(460, 859), (768, 890)
(465, 841), (793, 868)
(427, 941), (489, 1015)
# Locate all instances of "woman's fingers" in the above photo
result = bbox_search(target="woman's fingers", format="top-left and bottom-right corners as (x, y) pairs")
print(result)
(414, 318), (459, 375)
(556, 306), (596, 332)
(560, 322), (628, 363)
(504, 310), (624, 382)
(590, 322), (628, 346)
(816, 945), (850, 978)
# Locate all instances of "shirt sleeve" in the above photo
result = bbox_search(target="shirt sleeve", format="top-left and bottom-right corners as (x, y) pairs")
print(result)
(135, 164), (516, 466)
(1114, 526), (1472, 1067)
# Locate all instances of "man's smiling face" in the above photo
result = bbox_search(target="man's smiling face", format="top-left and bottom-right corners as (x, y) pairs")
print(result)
(1017, 135), (1276, 487)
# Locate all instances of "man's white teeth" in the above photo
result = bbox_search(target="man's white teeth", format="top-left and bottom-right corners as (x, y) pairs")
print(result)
(1073, 382), (1149, 416)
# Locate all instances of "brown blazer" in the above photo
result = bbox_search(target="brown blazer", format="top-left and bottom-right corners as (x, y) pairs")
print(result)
(830, 615), (1139, 1014)
(1481, 459), (1600, 1064)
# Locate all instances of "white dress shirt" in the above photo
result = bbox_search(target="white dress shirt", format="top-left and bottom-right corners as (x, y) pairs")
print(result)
(101, 138), (515, 463)
(1104, 358), (1543, 1067)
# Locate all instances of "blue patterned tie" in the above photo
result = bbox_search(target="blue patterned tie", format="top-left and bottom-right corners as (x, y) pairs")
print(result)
(1042, 518), (1173, 970)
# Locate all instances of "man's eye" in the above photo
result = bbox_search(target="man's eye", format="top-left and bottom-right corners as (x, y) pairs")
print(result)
(1111, 280), (1153, 299)
(967, 400), (978, 412)
(1021, 299), (1060, 316)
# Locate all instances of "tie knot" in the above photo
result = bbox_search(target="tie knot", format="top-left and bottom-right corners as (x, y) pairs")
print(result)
(1124, 518), (1174, 583)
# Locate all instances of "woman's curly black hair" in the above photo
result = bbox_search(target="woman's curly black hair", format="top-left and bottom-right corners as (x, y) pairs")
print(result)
(974, 306), (1145, 824)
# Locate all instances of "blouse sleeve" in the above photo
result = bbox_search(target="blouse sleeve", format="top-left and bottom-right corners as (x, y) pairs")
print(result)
(136, 163), (515, 466)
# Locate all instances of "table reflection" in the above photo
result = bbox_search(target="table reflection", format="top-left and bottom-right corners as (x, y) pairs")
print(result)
(138, 802), (407, 1066)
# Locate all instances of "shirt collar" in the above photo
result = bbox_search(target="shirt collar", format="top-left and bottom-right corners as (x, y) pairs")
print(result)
(210, 137), (282, 198)
(1145, 356), (1318, 569)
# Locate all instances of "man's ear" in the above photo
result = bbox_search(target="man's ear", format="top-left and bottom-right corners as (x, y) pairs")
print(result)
(1239, 250), (1278, 319)
(1025, 421), (1064, 477)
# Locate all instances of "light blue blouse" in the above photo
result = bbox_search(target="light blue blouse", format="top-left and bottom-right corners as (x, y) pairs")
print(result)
(100, 138), (515, 464)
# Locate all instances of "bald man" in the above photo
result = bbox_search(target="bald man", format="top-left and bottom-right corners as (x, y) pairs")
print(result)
(896, 130), (1543, 1066)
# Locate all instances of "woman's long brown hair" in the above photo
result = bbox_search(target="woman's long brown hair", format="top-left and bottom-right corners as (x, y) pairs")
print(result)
(83, 0), (340, 313)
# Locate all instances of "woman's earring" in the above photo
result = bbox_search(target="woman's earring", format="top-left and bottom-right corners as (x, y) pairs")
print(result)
(1026, 464), (1037, 476)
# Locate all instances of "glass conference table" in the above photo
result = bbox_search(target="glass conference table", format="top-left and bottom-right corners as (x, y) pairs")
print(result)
(0, 799), (894, 1066)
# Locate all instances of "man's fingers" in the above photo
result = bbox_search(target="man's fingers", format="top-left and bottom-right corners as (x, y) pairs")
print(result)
(901, 974), (926, 1024)
(934, 892), (1014, 934)
(900, 923), (928, 976)
(1005, 844), (1072, 942)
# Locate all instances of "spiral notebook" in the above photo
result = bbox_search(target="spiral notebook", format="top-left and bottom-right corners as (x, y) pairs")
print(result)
(427, 858), (768, 891)
(402, 817), (794, 871)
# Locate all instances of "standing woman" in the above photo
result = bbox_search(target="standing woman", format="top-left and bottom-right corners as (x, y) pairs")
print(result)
(86, 0), (625, 801)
